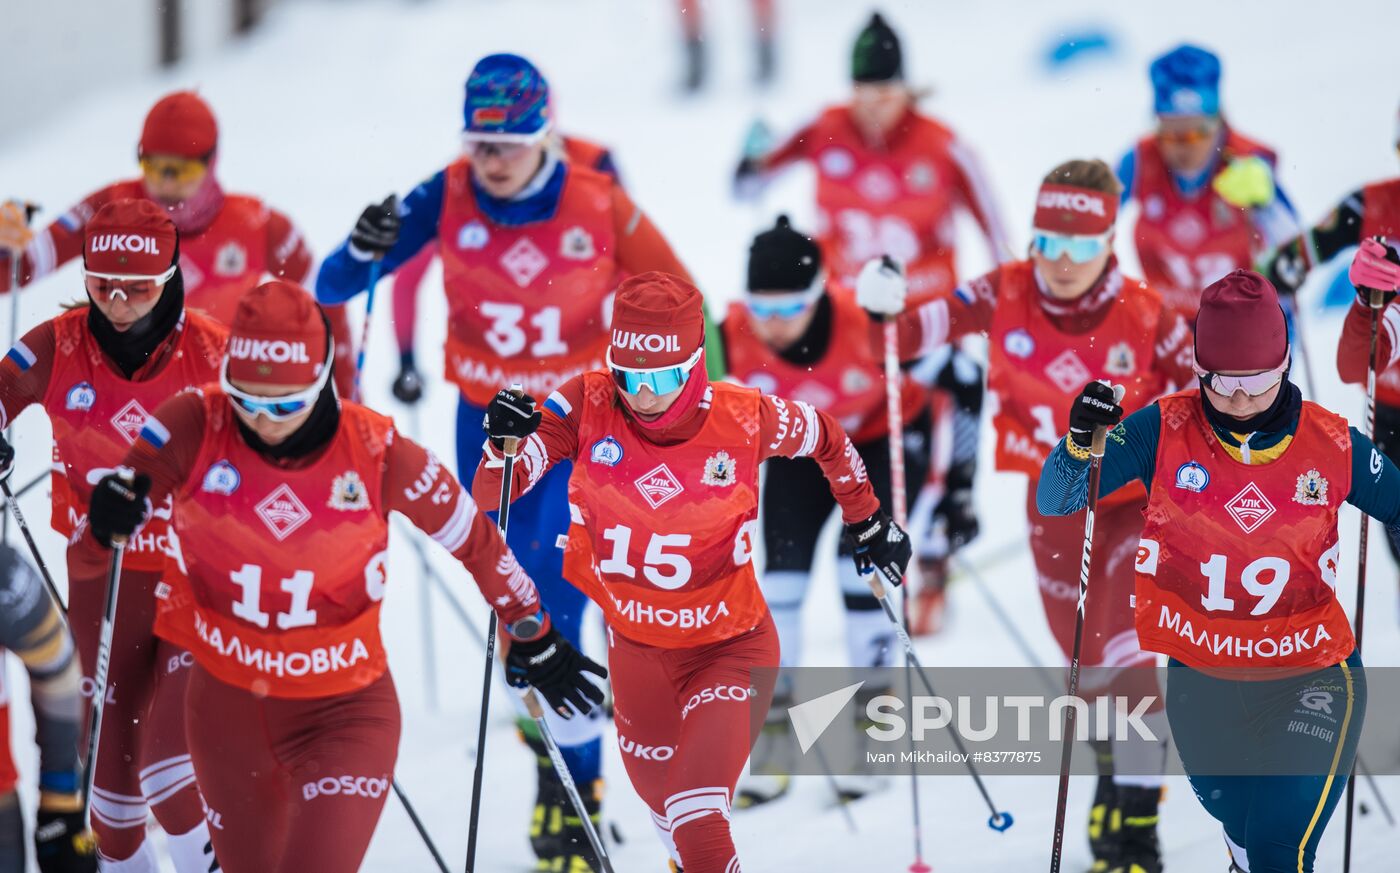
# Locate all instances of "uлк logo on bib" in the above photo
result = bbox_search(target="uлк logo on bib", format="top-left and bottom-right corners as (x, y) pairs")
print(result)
(634, 464), (684, 509)
(1224, 482), (1275, 533)
(255, 484), (313, 541)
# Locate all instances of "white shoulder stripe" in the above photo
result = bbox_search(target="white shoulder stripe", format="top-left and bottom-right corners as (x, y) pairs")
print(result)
(794, 400), (820, 457)
(547, 390), (573, 416)
(430, 492), (477, 553)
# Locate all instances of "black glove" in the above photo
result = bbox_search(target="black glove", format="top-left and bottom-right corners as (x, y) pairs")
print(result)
(1067, 381), (1123, 449)
(934, 488), (979, 552)
(88, 472), (151, 549)
(391, 352), (423, 405)
(0, 429), (13, 484)
(34, 807), (97, 873)
(845, 509), (913, 587)
(350, 194), (400, 258)
(483, 389), (541, 449)
(505, 624), (608, 718)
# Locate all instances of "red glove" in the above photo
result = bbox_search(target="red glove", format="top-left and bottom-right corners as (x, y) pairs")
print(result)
(1349, 238), (1400, 302)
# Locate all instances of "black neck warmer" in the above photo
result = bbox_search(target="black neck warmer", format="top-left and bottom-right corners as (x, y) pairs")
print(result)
(1200, 375), (1302, 437)
(87, 265), (186, 378)
(774, 294), (834, 366)
(234, 318), (343, 462)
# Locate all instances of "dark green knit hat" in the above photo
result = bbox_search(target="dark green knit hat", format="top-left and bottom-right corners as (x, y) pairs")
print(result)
(852, 13), (902, 83)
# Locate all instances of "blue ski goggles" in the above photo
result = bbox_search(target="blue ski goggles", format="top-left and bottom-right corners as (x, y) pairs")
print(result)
(744, 283), (823, 320)
(607, 347), (703, 396)
(1032, 230), (1112, 264)
(220, 354), (332, 422)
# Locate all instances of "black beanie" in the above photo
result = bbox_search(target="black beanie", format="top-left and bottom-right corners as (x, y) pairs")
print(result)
(852, 13), (902, 83)
(748, 216), (822, 292)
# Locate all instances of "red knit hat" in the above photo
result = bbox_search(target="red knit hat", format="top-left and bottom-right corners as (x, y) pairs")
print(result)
(609, 272), (706, 369)
(1032, 183), (1118, 235)
(83, 199), (177, 277)
(226, 280), (329, 386)
(139, 91), (218, 159)
(1194, 270), (1288, 372)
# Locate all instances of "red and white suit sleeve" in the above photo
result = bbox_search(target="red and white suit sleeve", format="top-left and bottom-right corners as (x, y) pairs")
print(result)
(883, 266), (1000, 362)
(1149, 308), (1196, 394)
(0, 321), (57, 429)
(944, 135), (1013, 264)
(471, 377), (583, 512)
(0, 185), (120, 293)
(757, 394), (880, 523)
(1338, 297), (1400, 385)
(384, 432), (540, 624)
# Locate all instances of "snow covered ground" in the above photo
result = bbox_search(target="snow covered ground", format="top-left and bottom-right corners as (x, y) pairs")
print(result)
(2, 0), (1400, 869)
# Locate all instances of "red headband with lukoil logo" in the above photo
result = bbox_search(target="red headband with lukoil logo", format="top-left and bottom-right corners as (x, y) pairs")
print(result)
(1032, 183), (1118, 235)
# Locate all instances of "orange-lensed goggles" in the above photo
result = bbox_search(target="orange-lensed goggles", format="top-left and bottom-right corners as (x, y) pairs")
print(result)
(82, 264), (176, 304)
(1156, 125), (1217, 146)
(139, 155), (209, 186)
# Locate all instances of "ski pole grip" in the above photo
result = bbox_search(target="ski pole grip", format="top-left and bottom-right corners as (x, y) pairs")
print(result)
(522, 687), (546, 720)
(110, 468), (136, 549)
(866, 572), (888, 599)
(1090, 426), (1108, 458)
(500, 383), (526, 458)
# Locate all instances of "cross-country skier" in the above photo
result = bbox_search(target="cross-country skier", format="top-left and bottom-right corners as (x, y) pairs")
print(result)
(1257, 110), (1400, 580)
(316, 53), (722, 872)
(675, 0), (777, 92)
(82, 279), (601, 873)
(734, 10), (1007, 619)
(386, 134), (621, 405)
(1117, 44), (1299, 321)
(473, 271), (911, 873)
(860, 159), (1196, 873)
(1038, 269), (1400, 873)
(0, 536), (93, 873)
(718, 215), (931, 805)
(0, 91), (357, 397)
(0, 200), (223, 873)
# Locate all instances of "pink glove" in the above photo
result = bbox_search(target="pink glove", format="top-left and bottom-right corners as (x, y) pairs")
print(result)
(1349, 238), (1400, 295)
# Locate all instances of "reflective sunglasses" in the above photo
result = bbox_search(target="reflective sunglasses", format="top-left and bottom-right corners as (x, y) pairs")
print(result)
(139, 155), (209, 186)
(220, 354), (332, 421)
(745, 284), (823, 320)
(1194, 353), (1290, 397)
(1032, 231), (1112, 264)
(83, 264), (177, 304)
(607, 347), (703, 396)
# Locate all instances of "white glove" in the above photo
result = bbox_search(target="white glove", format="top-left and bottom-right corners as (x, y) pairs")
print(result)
(856, 256), (907, 316)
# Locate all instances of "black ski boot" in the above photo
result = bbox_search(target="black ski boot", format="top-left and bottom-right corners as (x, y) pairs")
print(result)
(1107, 786), (1163, 873)
(1088, 741), (1121, 873)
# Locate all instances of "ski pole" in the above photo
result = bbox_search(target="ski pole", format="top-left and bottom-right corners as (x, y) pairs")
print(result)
(881, 294), (931, 873)
(81, 502), (129, 829)
(863, 569), (1014, 833)
(8, 468), (46, 501)
(3, 201), (38, 548)
(1047, 410), (1116, 873)
(405, 404), (439, 713)
(351, 258), (383, 404)
(463, 430), (511, 873)
(0, 477), (64, 611)
(1343, 272), (1385, 873)
(1281, 295), (1318, 400)
(521, 688), (615, 873)
(393, 778), (450, 873)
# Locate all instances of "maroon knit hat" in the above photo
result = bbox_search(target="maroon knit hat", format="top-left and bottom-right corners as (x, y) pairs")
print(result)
(1193, 270), (1288, 372)
(609, 272), (705, 369)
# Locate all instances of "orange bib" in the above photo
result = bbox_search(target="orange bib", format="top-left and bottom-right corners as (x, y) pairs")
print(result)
(1135, 391), (1355, 672)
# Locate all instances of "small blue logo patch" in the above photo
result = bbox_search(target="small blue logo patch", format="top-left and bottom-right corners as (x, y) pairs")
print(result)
(1004, 329), (1035, 359)
(590, 436), (623, 467)
(201, 460), (241, 496)
(65, 382), (96, 411)
(1174, 461), (1209, 493)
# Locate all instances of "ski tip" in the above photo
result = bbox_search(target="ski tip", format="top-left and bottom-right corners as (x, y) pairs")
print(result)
(988, 810), (1014, 832)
